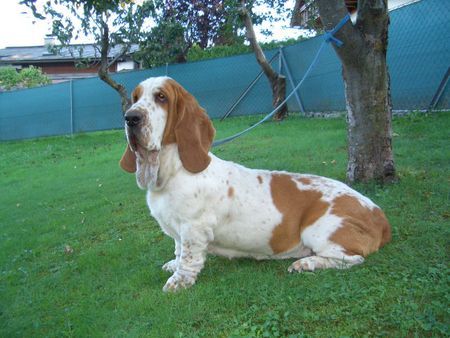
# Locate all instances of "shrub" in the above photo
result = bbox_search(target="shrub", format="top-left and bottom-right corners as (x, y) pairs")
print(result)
(0, 67), (20, 90)
(0, 66), (51, 91)
(186, 38), (307, 62)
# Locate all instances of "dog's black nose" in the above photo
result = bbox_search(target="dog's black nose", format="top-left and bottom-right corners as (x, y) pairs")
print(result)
(125, 110), (141, 127)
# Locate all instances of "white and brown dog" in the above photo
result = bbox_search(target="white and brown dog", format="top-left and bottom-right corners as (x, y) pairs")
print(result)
(120, 76), (391, 292)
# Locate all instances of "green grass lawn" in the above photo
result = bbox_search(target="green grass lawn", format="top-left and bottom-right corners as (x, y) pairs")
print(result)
(0, 112), (448, 337)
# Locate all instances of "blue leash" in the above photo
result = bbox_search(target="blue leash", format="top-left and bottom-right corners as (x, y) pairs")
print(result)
(323, 13), (350, 47)
(212, 14), (350, 148)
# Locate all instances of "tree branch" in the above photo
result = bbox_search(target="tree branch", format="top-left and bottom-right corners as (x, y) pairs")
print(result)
(97, 19), (130, 113)
(239, 0), (277, 82)
(358, 0), (389, 37)
(106, 43), (130, 68)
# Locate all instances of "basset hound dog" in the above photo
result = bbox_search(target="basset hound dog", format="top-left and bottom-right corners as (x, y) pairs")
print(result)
(120, 76), (391, 292)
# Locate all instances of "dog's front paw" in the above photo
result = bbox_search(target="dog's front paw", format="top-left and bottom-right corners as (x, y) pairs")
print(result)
(162, 272), (195, 292)
(288, 259), (312, 273)
(162, 259), (178, 273)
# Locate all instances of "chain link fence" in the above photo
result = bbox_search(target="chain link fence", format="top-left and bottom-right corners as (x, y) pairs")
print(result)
(388, 0), (449, 112)
(0, 0), (448, 141)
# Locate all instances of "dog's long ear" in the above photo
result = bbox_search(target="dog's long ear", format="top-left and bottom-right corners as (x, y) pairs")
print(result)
(174, 90), (215, 173)
(119, 145), (136, 173)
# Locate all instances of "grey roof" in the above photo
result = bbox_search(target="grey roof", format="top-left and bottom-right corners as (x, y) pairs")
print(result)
(0, 43), (139, 63)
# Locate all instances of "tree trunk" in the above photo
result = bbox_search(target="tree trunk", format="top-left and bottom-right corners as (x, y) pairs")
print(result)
(316, 0), (395, 184)
(98, 20), (131, 114)
(343, 51), (395, 183)
(272, 75), (287, 120)
(239, 0), (288, 120)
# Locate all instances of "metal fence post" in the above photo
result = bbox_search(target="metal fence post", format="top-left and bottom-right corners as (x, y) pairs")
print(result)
(70, 79), (74, 135)
(220, 52), (280, 121)
(428, 67), (450, 112)
(280, 48), (306, 114)
(278, 47), (283, 75)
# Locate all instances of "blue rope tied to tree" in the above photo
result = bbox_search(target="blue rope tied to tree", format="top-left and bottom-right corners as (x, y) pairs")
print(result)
(323, 14), (350, 47)
(212, 14), (350, 148)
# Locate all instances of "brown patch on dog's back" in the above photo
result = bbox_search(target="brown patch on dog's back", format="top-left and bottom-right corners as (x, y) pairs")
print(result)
(257, 176), (263, 184)
(228, 187), (234, 198)
(297, 177), (312, 185)
(330, 195), (391, 256)
(269, 174), (329, 254)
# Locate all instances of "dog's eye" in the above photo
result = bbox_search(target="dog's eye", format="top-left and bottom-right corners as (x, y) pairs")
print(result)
(156, 92), (166, 102)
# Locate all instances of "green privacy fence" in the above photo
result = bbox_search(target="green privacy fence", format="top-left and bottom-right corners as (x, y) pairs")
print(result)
(0, 0), (448, 141)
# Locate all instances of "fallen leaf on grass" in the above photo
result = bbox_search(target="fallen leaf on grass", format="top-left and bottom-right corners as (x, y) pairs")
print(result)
(64, 245), (74, 255)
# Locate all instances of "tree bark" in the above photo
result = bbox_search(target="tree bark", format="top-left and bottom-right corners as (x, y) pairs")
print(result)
(98, 19), (131, 114)
(239, 0), (288, 120)
(316, 0), (395, 184)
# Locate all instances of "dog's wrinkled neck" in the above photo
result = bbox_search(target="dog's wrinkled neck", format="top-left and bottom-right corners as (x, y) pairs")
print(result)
(140, 144), (181, 192)
(135, 149), (159, 190)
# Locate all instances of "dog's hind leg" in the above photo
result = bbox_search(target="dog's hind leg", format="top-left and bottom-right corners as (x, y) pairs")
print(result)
(287, 244), (364, 273)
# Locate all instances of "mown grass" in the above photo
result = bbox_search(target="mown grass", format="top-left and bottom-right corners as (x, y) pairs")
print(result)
(0, 112), (448, 337)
